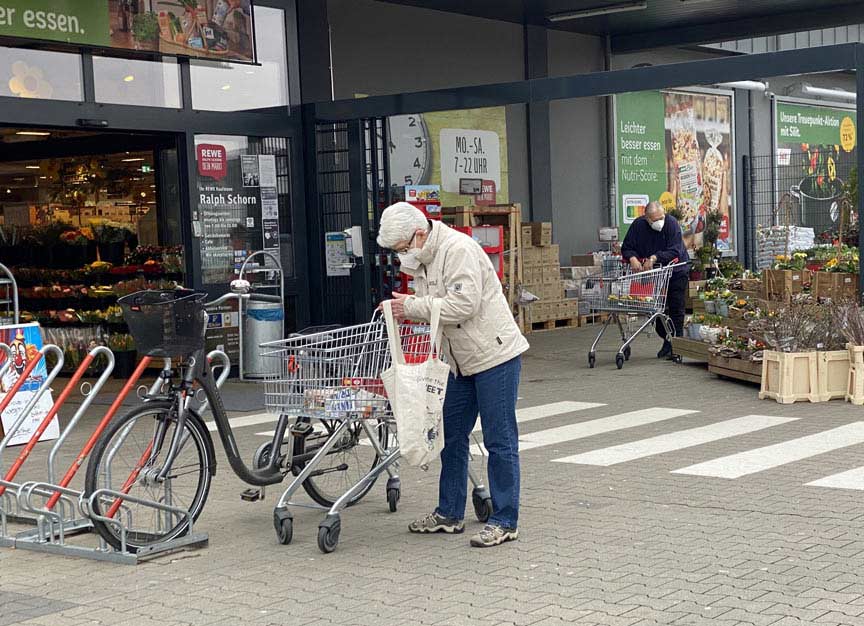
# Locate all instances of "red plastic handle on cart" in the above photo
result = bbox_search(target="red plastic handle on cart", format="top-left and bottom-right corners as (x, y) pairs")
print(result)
(46, 356), (152, 510)
(0, 352), (96, 497)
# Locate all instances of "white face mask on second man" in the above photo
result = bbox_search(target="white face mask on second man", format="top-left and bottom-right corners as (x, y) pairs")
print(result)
(398, 250), (421, 270)
(650, 218), (665, 232)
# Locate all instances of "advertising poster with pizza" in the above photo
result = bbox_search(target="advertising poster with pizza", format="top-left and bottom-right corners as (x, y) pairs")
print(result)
(616, 89), (736, 254)
(0, 323), (57, 447)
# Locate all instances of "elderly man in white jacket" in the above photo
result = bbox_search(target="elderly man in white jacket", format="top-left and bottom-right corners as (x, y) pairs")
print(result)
(378, 201), (529, 548)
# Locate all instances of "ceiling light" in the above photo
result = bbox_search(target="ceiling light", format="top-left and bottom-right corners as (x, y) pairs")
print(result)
(123, 75), (135, 82)
(718, 81), (768, 92)
(221, 84), (232, 91)
(39, 176), (47, 180)
(547, 1), (647, 21)
(801, 83), (856, 102)
(15, 131), (51, 137)
(122, 158), (145, 162)
(5, 189), (10, 194)
(25, 165), (40, 169)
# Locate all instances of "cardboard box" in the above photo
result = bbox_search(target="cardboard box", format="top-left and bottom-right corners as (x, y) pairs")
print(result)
(523, 222), (552, 247)
(571, 254), (595, 267)
(542, 245), (560, 264)
(520, 225), (533, 248)
(522, 247), (543, 268)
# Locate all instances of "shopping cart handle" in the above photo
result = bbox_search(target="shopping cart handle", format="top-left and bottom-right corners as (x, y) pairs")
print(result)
(247, 294), (282, 304)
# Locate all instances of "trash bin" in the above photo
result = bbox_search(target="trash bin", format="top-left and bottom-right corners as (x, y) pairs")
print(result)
(243, 300), (284, 378)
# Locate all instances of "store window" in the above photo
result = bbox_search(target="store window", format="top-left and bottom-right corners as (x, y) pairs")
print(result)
(190, 6), (289, 112)
(0, 128), (184, 371)
(93, 56), (182, 109)
(0, 47), (83, 102)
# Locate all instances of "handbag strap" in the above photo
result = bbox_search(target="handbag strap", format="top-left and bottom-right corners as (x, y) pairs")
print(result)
(382, 300), (406, 365)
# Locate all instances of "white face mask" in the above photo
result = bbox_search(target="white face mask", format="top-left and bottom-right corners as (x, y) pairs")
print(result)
(398, 250), (421, 270)
(650, 218), (665, 232)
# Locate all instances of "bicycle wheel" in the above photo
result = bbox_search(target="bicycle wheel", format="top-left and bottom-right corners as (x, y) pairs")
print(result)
(299, 417), (388, 508)
(85, 401), (213, 554)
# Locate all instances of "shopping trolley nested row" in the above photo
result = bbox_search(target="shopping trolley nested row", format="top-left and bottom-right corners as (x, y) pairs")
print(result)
(261, 312), (492, 553)
(580, 260), (687, 369)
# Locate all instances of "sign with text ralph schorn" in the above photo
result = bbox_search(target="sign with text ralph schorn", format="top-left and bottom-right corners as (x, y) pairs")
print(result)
(0, 1), (256, 63)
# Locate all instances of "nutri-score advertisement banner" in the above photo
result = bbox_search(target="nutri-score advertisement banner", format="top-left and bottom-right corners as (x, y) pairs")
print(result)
(616, 90), (735, 253)
(0, 1), (255, 63)
(774, 101), (857, 237)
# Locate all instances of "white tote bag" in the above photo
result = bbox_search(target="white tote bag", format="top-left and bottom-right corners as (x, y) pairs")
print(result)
(381, 300), (449, 468)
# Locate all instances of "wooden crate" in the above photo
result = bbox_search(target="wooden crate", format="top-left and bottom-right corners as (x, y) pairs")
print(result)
(708, 354), (762, 385)
(671, 337), (709, 363)
(761, 269), (809, 301)
(818, 350), (850, 402)
(759, 350), (819, 404)
(811, 271), (858, 300)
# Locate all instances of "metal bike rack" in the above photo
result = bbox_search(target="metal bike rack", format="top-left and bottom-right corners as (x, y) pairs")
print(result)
(5, 350), (231, 564)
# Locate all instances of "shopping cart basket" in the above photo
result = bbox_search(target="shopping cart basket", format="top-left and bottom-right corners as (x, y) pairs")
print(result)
(259, 313), (493, 553)
(579, 260), (687, 369)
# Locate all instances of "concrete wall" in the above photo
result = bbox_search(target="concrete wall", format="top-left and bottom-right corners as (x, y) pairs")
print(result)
(547, 30), (606, 262)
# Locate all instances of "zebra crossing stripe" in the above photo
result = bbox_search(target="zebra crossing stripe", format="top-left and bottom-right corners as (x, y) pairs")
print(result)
(551, 415), (796, 466)
(672, 422), (864, 479)
(256, 400), (605, 438)
(513, 407), (698, 452)
(806, 466), (864, 490)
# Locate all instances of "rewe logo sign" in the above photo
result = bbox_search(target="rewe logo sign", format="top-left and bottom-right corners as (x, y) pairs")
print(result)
(197, 144), (228, 180)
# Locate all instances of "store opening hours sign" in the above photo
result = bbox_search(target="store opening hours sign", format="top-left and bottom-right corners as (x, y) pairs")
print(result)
(439, 129), (501, 194)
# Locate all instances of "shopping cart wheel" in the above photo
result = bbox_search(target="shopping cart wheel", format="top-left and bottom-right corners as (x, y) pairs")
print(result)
(386, 476), (401, 513)
(623, 346), (631, 361)
(615, 354), (625, 370)
(472, 487), (493, 523)
(588, 353), (596, 369)
(318, 515), (341, 554)
(273, 507), (293, 545)
(672, 354), (683, 364)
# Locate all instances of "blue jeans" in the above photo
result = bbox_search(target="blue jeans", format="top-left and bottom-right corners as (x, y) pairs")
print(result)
(436, 356), (521, 529)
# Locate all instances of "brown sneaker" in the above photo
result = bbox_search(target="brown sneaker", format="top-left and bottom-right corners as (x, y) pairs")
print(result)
(408, 512), (464, 534)
(470, 524), (518, 547)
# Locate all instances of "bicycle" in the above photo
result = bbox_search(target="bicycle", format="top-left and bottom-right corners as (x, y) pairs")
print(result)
(83, 286), (388, 553)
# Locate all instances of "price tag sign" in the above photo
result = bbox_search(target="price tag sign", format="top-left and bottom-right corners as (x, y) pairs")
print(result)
(439, 129), (500, 194)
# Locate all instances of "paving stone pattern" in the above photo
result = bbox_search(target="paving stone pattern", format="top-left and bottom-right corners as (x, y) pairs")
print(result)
(4, 328), (864, 625)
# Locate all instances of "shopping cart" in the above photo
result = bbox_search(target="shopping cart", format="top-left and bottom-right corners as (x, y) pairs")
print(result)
(579, 259), (687, 369)
(261, 313), (492, 553)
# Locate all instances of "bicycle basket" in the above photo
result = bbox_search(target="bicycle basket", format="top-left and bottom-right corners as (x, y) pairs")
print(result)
(119, 290), (208, 358)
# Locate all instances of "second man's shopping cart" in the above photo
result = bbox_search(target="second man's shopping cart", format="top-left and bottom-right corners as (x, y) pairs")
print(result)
(579, 260), (687, 369)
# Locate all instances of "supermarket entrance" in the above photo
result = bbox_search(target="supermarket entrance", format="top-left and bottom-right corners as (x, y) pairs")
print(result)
(0, 126), (185, 361)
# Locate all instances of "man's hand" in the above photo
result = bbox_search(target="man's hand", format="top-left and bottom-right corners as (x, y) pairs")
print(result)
(642, 256), (656, 272)
(379, 291), (410, 320)
(628, 257), (642, 272)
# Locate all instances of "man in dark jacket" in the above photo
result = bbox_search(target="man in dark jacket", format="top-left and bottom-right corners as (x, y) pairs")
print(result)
(620, 201), (689, 359)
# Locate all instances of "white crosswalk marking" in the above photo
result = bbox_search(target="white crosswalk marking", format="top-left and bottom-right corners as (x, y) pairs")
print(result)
(807, 467), (864, 490)
(256, 400), (605, 438)
(551, 415), (797, 466)
(476, 407), (698, 454)
(205, 412), (274, 433)
(672, 422), (864, 479)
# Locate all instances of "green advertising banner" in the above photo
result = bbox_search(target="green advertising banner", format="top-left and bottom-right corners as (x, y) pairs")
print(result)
(774, 101), (857, 237)
(616, 89), (736, 253)
(0, 1), (256, 63)
(0, 1), (109, 46)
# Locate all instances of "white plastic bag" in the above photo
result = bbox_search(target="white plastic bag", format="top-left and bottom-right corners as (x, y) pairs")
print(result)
(381, 300), (449, 468)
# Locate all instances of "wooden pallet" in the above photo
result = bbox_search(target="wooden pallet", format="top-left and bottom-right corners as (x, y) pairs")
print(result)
(578, 313), (608, 327)
(528, 317), (579, 333)
(708, 354), (762, 385)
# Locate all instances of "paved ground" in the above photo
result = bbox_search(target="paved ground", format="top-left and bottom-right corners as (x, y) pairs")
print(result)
(5, 325), (864, 625)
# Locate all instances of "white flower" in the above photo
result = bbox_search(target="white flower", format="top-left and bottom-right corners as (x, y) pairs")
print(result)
(8, 61), (53, 99)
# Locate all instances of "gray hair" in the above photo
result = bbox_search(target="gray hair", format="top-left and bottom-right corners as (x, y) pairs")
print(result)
(377, 201), (428, 249)
(645, 201), (664, 218)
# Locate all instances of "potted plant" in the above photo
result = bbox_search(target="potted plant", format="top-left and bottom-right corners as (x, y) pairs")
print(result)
(132, 11), (160, 51)
(702, 290), (717, 314)
(94, 222), (133, 265)
(107, 333), (137, 379)
(716, 289), (735, 318)
(688, 313), (706, 340)
(833, 300), (864, 404)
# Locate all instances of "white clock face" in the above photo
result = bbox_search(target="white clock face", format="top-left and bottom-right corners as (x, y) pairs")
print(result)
(387, 114), (431, 187)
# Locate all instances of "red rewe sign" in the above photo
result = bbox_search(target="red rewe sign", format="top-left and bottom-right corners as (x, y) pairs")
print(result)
(197, 144), (228, 180)
(476, 180), (497, 206)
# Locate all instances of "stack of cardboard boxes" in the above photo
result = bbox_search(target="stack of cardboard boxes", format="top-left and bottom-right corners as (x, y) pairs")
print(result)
(520, 222), (579, 329)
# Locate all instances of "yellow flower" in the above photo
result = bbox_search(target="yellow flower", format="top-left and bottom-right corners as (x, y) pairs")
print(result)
(826, 258), (838, 268)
